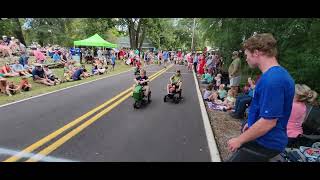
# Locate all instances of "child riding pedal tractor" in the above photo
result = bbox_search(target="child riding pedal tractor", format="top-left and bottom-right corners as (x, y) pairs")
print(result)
(164, 70), (183, 104)
(132, 69), (151, 109)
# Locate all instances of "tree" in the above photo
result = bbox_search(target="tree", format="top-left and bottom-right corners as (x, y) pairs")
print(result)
(199, 18), (320, 97)
(0, 18), (26, 45)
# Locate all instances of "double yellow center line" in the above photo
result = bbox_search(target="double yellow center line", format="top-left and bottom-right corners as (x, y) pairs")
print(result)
(4, 65), (173, 162)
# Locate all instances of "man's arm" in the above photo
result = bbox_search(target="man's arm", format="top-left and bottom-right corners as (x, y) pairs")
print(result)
(228, 117), (277, 152)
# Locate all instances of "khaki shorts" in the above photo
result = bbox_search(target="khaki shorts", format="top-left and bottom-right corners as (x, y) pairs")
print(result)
(230, 76), (241, 86)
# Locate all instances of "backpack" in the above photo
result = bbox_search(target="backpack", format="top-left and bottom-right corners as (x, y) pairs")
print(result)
(302, 105), (320, 135)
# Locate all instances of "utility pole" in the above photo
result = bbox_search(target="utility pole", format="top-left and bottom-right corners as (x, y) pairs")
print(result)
(191, 18), (196, 52)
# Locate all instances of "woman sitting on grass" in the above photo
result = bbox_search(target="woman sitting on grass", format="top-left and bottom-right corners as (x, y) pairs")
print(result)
(0, 63), (19, 77)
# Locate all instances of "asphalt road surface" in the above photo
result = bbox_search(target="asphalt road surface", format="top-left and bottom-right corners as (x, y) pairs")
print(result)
(0, 64), (212, 162)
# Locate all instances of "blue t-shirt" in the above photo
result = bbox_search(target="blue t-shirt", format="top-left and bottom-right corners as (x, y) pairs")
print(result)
(248, 88), (255, 98)
(163, 52), (169, 59)
(53, 54), (60, 61)
(32, 68), (45, 80)
(72, 69), (84, 80)
(247, 66), (295, 152)
(111, 56), (116, 64)
(12, 64), (24, 72)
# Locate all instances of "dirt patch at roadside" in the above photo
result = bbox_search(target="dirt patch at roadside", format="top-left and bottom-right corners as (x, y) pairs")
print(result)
(197, 76), (242, 161)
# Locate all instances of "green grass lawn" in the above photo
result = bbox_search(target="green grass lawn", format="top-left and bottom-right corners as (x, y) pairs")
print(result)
(0, 60), (132, 106)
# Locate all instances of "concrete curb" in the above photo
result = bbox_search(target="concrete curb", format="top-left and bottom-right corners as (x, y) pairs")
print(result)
(192, 70), (221, 162)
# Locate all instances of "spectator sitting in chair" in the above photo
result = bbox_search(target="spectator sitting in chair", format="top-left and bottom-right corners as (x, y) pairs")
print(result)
(32, 64), (55, 86)
(286, 84), (318, 147)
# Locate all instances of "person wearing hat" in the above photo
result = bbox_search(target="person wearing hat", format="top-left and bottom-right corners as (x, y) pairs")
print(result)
(228, 51), (241, 93)
(2, 35), (10, 46)
(32, 63), (55, 86)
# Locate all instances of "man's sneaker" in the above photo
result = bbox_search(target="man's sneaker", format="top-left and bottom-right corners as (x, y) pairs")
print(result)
(230, 112), (242, 119)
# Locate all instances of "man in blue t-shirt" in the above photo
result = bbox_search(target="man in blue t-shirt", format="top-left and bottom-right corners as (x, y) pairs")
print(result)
(162, 51), (169, 68)
(72, 68), (87, 81)
(227, 33), (295, 162)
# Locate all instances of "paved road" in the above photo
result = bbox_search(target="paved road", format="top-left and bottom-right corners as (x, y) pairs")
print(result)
(0, 64), (211, 162)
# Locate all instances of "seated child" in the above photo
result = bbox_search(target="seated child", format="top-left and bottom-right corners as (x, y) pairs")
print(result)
(217, 84), (227, 101)
(214, 73), (222, 90)
(223, 89), (237, 111)
(208, 91), (223, 104)
(201, 69), (213, 84)
(202, 84), (213, 101)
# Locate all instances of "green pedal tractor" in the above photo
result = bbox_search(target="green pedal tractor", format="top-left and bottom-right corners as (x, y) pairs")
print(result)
(132, 84), (151, 109)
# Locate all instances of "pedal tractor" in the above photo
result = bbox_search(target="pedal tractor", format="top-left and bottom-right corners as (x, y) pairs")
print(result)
(132, 84), (151, 109)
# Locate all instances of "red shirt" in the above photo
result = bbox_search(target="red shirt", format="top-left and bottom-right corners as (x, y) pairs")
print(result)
(0, 66), (11, 74)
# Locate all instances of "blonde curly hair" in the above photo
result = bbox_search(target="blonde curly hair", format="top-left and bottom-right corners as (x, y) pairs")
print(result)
(295, 84), (318, 105)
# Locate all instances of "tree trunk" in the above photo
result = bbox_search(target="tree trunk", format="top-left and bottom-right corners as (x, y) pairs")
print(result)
(11, 18), (26, 45)
(135, 19), (143, 50)
(138, 27), (146, 54)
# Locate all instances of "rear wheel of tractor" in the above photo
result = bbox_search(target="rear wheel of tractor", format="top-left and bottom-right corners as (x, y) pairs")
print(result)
(164, 95), (168, 102)
(174, 96), (180, 104)
(134, 101), (140, 109)
(147, 92), (151, 103)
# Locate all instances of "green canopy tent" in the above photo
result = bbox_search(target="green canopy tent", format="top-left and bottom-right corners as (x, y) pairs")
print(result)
(74, 34), (117, 48)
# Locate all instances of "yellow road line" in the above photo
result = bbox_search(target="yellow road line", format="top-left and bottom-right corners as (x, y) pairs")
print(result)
(3, 67), (168, 162)
(25, 64), (173, 162)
